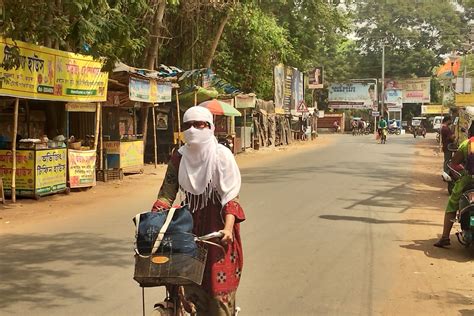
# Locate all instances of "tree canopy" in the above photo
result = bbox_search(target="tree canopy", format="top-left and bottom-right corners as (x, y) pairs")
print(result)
(0, 0), (472, 95)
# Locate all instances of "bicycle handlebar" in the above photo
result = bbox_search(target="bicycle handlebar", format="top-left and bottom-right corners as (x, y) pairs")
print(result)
(198, 231), (224, 241)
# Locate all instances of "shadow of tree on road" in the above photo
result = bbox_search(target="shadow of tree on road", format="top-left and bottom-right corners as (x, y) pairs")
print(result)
(0, 233), (132, 310)
(319, 215), (441, 227)
(416, 291), (473, 308)
(399, 238), (474, 263)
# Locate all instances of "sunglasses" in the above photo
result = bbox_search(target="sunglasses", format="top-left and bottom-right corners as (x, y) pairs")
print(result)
(182, 121), (211, 130)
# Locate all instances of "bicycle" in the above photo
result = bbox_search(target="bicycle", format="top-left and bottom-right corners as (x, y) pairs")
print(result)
(134, 231), (240, 315)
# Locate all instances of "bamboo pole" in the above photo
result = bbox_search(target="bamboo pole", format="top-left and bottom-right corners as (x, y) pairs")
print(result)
(152, 105), (157, 168)
(243, 109), (247, 151)
(176, 90), (182, 145)
(100, 105), (104, 170)
(11, 98), (19, 203)
(93, 102), (101, 151)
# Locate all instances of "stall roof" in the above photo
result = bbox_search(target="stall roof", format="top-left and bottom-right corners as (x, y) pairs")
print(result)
(175, 86), (219, 110)
(113, 62), (181, 80)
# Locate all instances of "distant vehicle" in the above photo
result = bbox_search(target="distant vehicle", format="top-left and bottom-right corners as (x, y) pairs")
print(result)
(411, 117), (427, 138)
(433, 116), (443, 130)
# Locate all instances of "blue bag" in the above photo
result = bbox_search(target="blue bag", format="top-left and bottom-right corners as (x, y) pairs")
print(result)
(133, 205), (197, 257)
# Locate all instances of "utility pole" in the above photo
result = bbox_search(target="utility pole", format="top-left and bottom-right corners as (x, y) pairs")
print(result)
(463, 53), (467, 93)
(381, 44), (385, 118)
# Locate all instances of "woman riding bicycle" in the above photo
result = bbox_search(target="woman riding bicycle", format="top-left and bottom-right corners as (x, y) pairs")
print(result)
(152, 106), (245, 315)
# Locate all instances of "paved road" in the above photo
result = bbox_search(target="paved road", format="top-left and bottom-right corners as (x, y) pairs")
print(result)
(0, 134), (419, 315)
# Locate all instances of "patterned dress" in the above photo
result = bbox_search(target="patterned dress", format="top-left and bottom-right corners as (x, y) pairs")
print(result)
(153, 151), (245, 303)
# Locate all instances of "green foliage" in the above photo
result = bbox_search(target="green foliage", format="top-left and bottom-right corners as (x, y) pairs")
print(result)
(354, 0), (466, 78)
(213, 4), (294, 99)
(1, 0), (151, 68)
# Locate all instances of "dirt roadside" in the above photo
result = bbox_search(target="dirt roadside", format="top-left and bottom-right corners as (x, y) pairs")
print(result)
(0, 135), (333, 232)
(380, 138), (474, 316)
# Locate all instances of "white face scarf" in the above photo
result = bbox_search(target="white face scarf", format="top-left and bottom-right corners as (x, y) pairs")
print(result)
(178, 106), (241, 211)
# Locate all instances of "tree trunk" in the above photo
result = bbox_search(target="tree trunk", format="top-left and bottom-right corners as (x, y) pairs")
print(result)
(44, 2), (54, 48)
(205, 12), (229, 69)
(54, 0), (62, 49)
(145, 0), (166, 70)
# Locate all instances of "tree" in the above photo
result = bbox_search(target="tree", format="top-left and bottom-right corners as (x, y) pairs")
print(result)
(213, 3), (294, 98)
(353, 0), (467, 78)
(1, 0), (152, 68)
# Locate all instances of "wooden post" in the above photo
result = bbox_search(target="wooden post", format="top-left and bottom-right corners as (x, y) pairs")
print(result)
(194, 90), (197, 106)
(243, 109), (247, 151)
(176, 90), (182, 145)
(141, 104), (149, 152)
(26, 100), (30, 137)
(93, 102), (101, 151)
(100, 105), (104, 170)
(152, 105), (157, 168)
(11, 98), (19, 203)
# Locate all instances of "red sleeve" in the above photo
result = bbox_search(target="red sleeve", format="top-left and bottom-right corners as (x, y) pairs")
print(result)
(152, 199), (171, 211)
(222, 200), (246, 223)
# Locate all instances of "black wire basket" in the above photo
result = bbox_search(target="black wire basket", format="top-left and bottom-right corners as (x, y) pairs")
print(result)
(133, 233), (208, 288)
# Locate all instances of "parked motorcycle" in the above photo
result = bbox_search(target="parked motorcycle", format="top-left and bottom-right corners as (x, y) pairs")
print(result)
(442, 144), (459, 194)
(456, 184), (474, 247)
(443, 160), (474, 247)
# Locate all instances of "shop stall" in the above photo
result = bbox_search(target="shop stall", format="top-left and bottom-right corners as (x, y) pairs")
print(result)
(0, 145), (67, 199)
(0, 38), (108, 201)
(65, 102), (99, 189)
(103, 138), (144, 174)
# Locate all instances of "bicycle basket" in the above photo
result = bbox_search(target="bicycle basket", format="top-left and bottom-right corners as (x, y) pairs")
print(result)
(134, 233), (208, 287)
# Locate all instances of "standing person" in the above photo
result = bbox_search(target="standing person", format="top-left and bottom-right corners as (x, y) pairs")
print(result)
(357, 119), (364, 134)
(441, 115), (455, 173)
(152, 106), (245, 315)
(378, 116), (387, 135)
(333, 120), (340, 133)
(351, 120), (358, 135)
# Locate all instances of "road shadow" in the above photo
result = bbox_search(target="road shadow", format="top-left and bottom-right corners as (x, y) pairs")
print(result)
(459, 309), (474, 316)
(416, 291), (473, 308)
(319, 214), (441, 227)
(399, 238), (474, 262)
(0, 232), (132, 310)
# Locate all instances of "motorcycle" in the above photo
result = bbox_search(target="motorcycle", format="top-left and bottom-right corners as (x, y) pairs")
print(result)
(218, 135), (234, 151)
(388, 126), (401, 135)
(442, 143), (459, 194)
(456, 184), (474, 247)
(443, 161), (474, 247)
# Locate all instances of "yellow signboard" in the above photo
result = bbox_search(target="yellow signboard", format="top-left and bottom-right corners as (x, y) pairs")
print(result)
(120, 141), (144, 170)
(68, 150), (96, 188)
(65, 102), (97, 112)
(0, 150), (35, 196)
(455, 94), (474, 107)
(35, 149), (67, 194)
(421, 104), (449, 115)
(0, 37), (108, 102)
